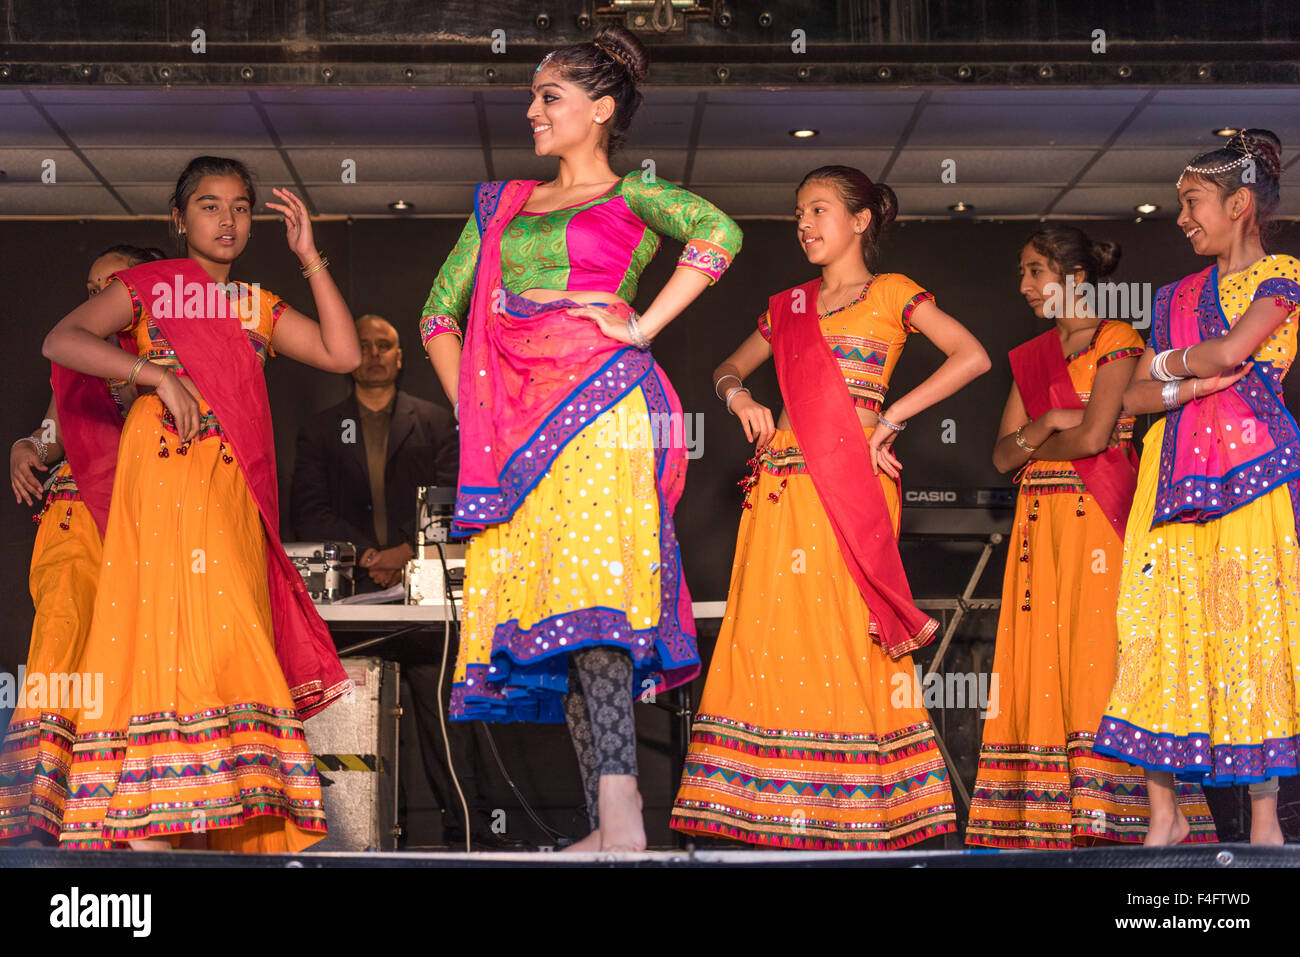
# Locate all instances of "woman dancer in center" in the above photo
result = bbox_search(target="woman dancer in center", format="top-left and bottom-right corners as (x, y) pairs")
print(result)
(671, 165), (989, 849)
(421, 26), (742, 851)
(1094, 130), (1300, 845)
(965, 226), (1215, 848)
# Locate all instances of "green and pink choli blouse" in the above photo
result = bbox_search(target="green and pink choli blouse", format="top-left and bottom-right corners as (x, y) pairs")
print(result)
(419, 171), (742, 345)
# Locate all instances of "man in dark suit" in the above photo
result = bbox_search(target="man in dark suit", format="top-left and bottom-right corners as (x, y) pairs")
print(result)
(291, 315), (506, 848)
(291, 314), (457, 589)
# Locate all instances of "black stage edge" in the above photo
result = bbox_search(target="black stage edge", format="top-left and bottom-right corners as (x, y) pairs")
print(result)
(2, 843), (1297, 868)
(5, 847), (1280, 940)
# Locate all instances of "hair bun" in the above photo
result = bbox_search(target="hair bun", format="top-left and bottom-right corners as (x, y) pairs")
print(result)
(593, 25), (649, 84)
(1240, 128), (1283, 180)
(1091, 240), (1122, 279)
(872, 182), (899, 230)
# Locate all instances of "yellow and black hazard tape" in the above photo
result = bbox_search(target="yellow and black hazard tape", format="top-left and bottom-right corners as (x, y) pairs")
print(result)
(315, 753), (385, 773)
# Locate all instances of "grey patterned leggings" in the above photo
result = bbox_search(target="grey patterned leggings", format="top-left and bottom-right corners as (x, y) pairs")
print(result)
(562, 645), (638, 830)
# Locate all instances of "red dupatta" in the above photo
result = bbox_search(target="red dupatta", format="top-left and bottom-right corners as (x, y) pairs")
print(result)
(768, 278), (938, 659)
(50, 257), (349, 718)
(1008, 324), (1138, 539)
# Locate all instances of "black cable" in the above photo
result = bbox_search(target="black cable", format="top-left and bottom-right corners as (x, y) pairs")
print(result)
(431, 539), (573, 846)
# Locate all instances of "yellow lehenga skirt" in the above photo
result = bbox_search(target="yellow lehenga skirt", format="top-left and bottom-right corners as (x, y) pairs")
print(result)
(2, 394), (326, 851)
(451, 385), (697, 722)
(0, 466), (102, 841)
(1096, 416), (1300, 784)
(669, 428), (957, 850)
(966, 474), (1216, 847)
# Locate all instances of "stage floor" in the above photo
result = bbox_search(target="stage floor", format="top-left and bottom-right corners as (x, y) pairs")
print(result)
(2, 843), (1295, 868)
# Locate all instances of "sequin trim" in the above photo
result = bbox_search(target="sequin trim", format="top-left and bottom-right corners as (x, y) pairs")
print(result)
(1095, 716), (1300, 785)
(677, 239), (731, 285)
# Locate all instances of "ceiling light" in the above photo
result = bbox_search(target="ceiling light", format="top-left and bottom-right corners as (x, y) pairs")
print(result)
(1213, 127), (1240, 137)
(948, 202), (974, 213)
(789, 129), (818, 138)
(1135, 203), (1158, 214)
(388, 200), (413, 211)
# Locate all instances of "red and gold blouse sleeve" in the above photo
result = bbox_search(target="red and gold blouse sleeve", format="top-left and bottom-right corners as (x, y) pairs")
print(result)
(882, 274), (935, 334)
(1095, 320), (1145, 368)
(757, 308), (772, 342)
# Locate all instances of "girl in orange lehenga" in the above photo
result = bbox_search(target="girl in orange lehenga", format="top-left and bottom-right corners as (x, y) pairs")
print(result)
(671, 165), (990, 849)
(2, 244), (163, 845)
(965, 226), (1216, 848)
(20, 156), (357, 852)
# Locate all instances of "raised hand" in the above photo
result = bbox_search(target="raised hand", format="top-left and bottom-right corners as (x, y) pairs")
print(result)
(265, 187), (319, 265)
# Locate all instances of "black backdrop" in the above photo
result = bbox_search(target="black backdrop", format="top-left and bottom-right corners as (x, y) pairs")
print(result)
(4, 214), (1299, 845)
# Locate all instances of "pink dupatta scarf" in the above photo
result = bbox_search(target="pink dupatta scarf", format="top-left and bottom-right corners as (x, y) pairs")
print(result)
(452, 179), (688, 529)
(1150, 265), (1300, 530)
(50, 257), (349, 718)
(768, 278), (938, 660)
(1008, 325), (1138, 539)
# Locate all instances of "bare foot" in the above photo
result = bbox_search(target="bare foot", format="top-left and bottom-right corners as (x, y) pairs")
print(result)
(1250, 820), (1284, 845)
(597, 775), (646, 853)
(128, 837), (173, 851)
(1249, 788), (1284, 845)
(561, 829), (601, 853)
(1143, 807), (1190, 847)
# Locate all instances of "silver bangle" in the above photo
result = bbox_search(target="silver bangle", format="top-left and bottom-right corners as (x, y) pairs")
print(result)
(714, 373), (742, 401)
(1181, 345), (1193, 377)
(13, 436), (48, 464)
(1161, 379), (1182, 411)
(1151, 349), (1184, 382)
(1154, 351), (1175, 382)
(626, 313), (651, 351)
(725, 386), (751, 415)
(877, 413), (906, 432)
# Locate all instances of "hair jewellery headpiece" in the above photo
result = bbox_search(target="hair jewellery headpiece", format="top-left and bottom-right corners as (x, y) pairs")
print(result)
(1176, 129), (1255, 187)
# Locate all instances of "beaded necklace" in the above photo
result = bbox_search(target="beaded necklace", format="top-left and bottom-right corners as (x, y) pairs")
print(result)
(819, 275), (877, 319)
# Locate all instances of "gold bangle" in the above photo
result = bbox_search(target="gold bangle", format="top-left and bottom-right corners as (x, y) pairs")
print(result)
(301, 256), (330, 280)
(1014, 425), (1037, 454)
(126, 354), (150, 387)
(299, 252), (326, 278)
